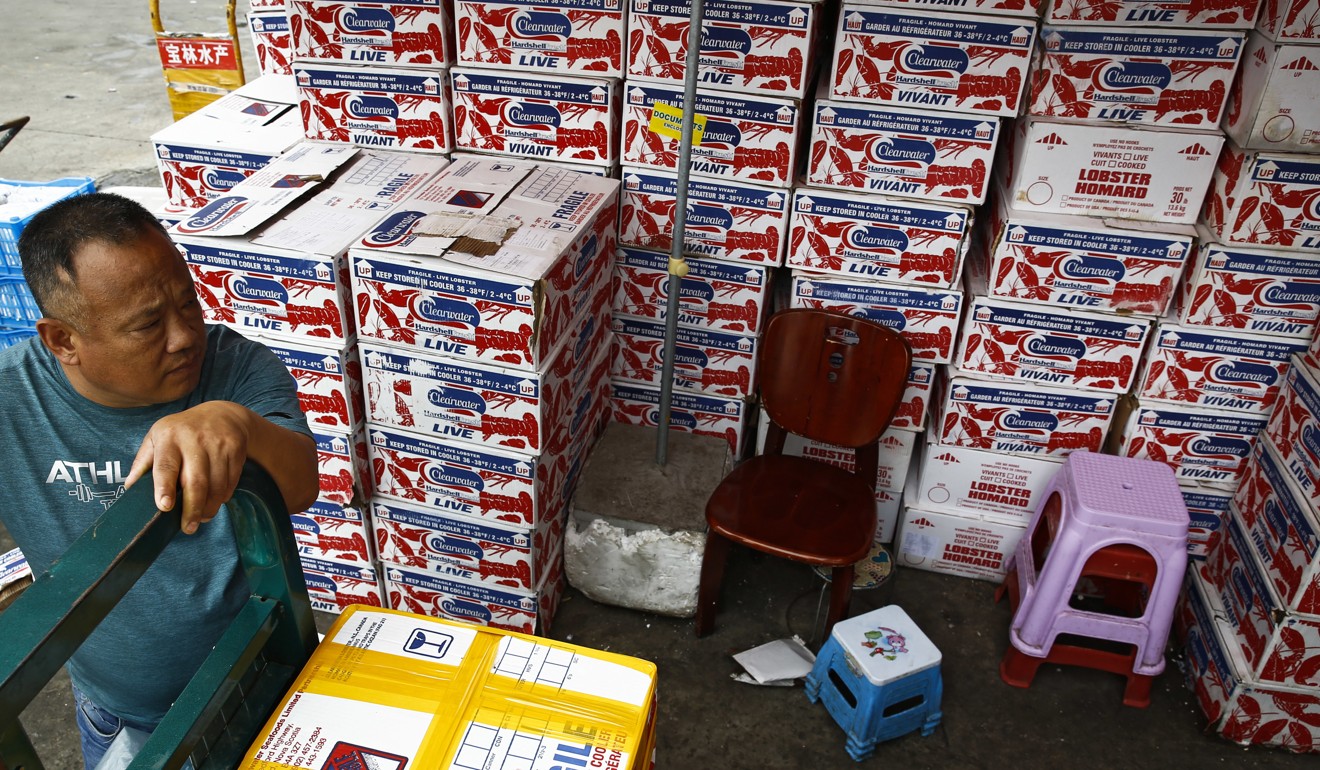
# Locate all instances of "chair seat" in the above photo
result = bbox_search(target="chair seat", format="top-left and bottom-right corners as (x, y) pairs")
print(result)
(706, 455), (877, 566)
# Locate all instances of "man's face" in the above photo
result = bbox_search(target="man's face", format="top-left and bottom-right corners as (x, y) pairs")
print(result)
(54, 227), (207, 408)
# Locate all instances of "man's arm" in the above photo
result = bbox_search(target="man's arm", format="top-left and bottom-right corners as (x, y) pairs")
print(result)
(124, 401), (319, 534)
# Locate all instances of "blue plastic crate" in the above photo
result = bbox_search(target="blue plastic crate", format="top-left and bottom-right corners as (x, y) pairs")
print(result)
(0, 277), (40, 325)
(0, 324), (37, 350)
(1, 176), (97, 270)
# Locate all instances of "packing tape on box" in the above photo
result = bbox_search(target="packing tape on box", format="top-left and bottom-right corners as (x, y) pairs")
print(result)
(241, 606), (656, 769)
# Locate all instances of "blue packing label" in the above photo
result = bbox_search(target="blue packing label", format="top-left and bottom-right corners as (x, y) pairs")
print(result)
(354, 254), (532, 306)
(295, 64), (443, 94)
(451, 70), (613, 105)
(845, 8), (1036, 48)
(623, 169), (787, 211)
(368, 425), (535, 478)
(361, 344), (541, 399)
(793, 189), (968, 231)
(1042, 27), (1244, 59)
(616, 246), (765, 285)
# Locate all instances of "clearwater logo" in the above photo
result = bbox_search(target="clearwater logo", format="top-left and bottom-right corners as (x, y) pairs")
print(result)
(656, 274), (714, 308)
(441, 597), (492, 622)
(427, 387), (487, 415)
(364, 210), (425, 247)
(503, 101), (562, 128)
(995, 410), (1058, 433)
(700, 25), (753, 61)
(346, 95), (398, 122)
(1057, 254), (1125, 283)
(178, 196), (249, 233)
(844, 224), (909, 254)
(228, 276), (288, 305)
(425, 462), (484, 495)
(1187, 435), (1251, 462)
(304, 573), (338, 594)
(671, 343), (709, 374)
(685, 203), (734, 232)
(865, 136), (936, 170)
(1023, 334), (1086, 361)
(1092, 61), (1170, 103)
(510, 10), (572, 41)
(1208, 361), (1276, 387)
(1259, 281), (1320, 309)
(415, 296), (482, 328)
(895, 44), (969, 78)
(335, 7), (395, 35)
(202, 168), (246, 191)
(1301, 423), (1320, 460)
(646, 407), (697, 430)
(699, 119), (742, 148)
(425, 533), (484, 560)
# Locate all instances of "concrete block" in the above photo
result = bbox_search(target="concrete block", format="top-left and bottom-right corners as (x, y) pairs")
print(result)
(565, 422), (731, 617)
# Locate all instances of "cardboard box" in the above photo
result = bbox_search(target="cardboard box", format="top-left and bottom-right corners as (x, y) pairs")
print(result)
(612, 246), (771, 335)
(609, 314), (757, 398)
(0, 548), (32, 612)
(450, 68), (620, 165)
(831, 6), (1035, 117)
(953, 295), (1151, 394)
(621, 82), (803, 187)
(249, 9), (293, 76)
(808, 99), (1000, 204)
(1113, 400), (1268, 485)
(1000, 117), (1223, 225)
(788, 273), (965, 364)
(174, 146), (447, 344)
(625, 0), (820, 100)
(350, 156), (620, 371)
(383, 547), (565, 634)
(454, 0), (626, 77)
(247, 332), (365, 430)
(313, 425), (373, 508)
(1029, 27), (1243, 128)
(1183, 481), (1236, 559)
(1135, 322), (1304, 415)
(974, 191), (1193, 317)
(619, 167), (790, 266)
(1231, 438), (1320, 615)
(1201, 507), (1320, 690)
(787, 187), (973, 288)
(895, 497), (1026, 581)
(913, 438), (1063, 524)
(241, 607), (656, 769)
(1225, 31), (1320, 153)
(288, 0), (454, 67)
(1257, 0), (1320, 42)
(292, 500), (374, 563)
(151, 74), (303, 209)
(295, 62), (454, 153)
(608, 377), (749, 457)
(1201, 141), (1320, 251)
(754, 409), (918, 494)
(300, 552), (387, 613)
(1179, 566), (1320, 752)
(934, 374), (1116, 457)
(1176, 228), (1320, 340)
(1264, 357), (1320, 513)
(372, 496), (560, 592)
(1045, 0), (1259, 26)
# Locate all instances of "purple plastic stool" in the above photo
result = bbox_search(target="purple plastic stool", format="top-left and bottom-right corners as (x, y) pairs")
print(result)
(1003, 451), (1188, 678)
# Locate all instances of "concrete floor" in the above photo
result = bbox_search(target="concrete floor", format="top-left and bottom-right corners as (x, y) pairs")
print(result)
(2, 2), (1318, 768)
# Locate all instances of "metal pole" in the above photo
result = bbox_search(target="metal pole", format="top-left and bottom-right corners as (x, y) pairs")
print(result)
(656, 0), (705, 466)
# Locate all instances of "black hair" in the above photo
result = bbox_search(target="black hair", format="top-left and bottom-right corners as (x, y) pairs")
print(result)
(18, 192), (170, 321)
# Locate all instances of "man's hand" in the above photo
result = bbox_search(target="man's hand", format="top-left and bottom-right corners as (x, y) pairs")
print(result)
(124, 401), (254, 534)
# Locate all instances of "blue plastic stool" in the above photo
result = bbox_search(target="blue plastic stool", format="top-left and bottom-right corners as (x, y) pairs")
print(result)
(805, 604), (943, 761)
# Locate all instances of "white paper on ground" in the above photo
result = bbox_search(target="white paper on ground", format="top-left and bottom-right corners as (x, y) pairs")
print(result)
(731, 635), (816, 686)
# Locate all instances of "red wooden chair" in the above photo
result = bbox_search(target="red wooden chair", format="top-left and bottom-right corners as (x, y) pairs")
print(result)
(694, 308), (912, 638)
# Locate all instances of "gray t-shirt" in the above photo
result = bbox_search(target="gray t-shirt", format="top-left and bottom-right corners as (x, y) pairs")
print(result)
(0, 324), (310, 724)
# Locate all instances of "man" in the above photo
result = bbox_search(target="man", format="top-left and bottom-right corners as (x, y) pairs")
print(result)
(0, 192), (318, 769)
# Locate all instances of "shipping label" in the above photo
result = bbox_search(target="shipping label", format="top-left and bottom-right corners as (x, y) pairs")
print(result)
(832, 7), (1035, 117)
(295, 62), (454, 152)
(1202, 145), (1320, 252)
(896, 506), (1022, 581)
(288, 0), (454, 67)
(789, 274), (964, 363)
(954, 296), (1151, 393)
(1118, 403), (1267, 484)
(455, 0), (625, 77)
(621, 83), (801, 187)
(612, 246), (769, 334)
(935, 376), (1116, 457)
(788, 188), (971, 288)
(1136, 324), (1305, 415)
(293, 499), (373, 563)
(1029, 28), (1243, 128)
(808, 100), (999, 204)
(450, 68), (619, 164)
(1178, 236), (1320, 339)
(914, 441), (1063, 524)
(609, 315), (757, 397)
(626, 0), (819, 100)
(619, 168), (789, 265)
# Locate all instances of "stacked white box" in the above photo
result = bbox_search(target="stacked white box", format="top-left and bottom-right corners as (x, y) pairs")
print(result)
(250, 7), (293, 75)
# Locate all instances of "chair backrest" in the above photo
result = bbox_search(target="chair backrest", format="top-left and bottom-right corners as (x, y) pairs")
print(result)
(760, 308), (912, 452)
(0, 463), (318, 770)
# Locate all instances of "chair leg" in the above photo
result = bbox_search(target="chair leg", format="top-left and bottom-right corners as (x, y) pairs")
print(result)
(695, 531), (730, 638)
(824, 564), (855, 638)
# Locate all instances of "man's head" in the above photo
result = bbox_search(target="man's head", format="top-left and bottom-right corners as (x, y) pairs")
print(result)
(20, 193), (207, 407)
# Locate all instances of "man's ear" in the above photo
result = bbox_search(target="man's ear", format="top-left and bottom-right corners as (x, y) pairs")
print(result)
(36, 317), (79, 366)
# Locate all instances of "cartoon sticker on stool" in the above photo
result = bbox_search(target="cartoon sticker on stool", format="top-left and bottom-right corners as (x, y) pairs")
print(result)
(861, 626), (909, 660)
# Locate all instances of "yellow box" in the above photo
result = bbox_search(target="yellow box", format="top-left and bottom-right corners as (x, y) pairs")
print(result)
(241, 606), (657, 769)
